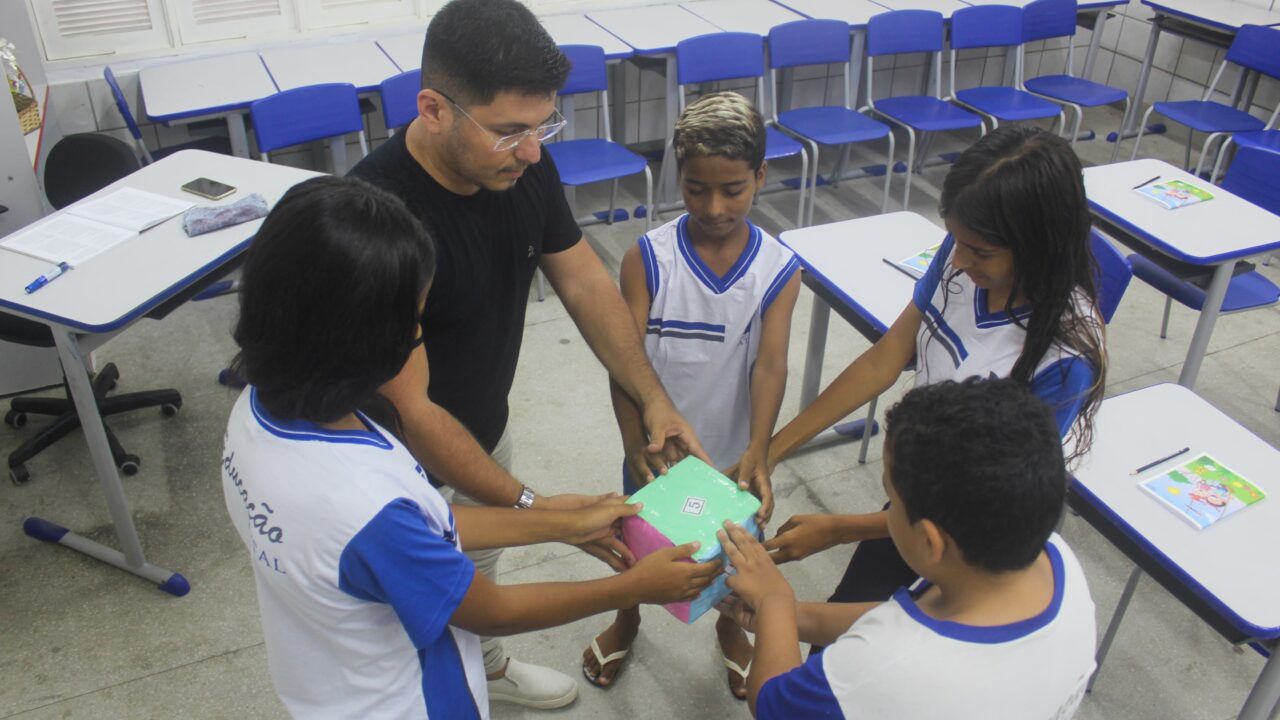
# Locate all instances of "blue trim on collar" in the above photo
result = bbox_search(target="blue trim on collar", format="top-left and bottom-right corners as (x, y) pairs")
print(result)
(894, 542), (1067, 644)
(249, 387), (394, 449)
(973, 286), (1034, 328)
(676, 216), (762, 295)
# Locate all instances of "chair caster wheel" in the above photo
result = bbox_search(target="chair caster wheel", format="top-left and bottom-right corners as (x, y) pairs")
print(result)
(119, 456), (140, 476)
(161, 403), (180, 417)
(10, 465), (30, 485)
(4, 410), (27, 429)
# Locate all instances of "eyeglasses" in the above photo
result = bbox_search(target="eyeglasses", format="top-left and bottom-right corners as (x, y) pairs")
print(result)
(432, 89), (567, 152)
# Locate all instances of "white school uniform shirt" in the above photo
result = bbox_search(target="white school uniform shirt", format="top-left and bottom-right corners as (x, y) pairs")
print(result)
(637, 214), (799, 468)
(221, 388), (487, 720)
(912, 235), (1099, 436)
(757, 534), (1097, 719)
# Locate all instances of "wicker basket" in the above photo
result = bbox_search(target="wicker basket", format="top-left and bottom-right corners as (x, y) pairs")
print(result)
(10, 67), (39, 135)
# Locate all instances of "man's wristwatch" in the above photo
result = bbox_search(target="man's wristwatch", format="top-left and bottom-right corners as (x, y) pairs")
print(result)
(515, 485), (536, 509)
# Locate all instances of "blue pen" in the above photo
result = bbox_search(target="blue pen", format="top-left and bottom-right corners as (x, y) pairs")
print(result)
(25, 262), (70, 294)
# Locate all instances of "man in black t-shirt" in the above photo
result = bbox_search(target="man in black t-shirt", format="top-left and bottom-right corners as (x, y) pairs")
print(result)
(350, 0), (710, 710)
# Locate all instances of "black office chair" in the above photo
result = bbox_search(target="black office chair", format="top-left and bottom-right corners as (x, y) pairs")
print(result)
(3, 133), (182, 485)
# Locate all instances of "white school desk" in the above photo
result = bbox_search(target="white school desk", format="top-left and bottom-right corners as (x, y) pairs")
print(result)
(0, 151), (320, 592)
(1083, 158), (1280, 389)
(680, 0), (804, 35)
(780, 212), (945, 460)
(260, 41), (401, 93)
(586, 5), (724, 207)
(1069, 383), (1280, 720)
(541, 13), (635, 60)
(870, 0), (969, 18)
(1120, 0), (1280, 138)
(140, 53), (279, 159)
(378, 31), (428, 73)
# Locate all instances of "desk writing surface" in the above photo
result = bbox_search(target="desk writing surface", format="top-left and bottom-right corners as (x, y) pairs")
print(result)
(679, 0), (804, 35)
(780, 212), (945, 334)
(771, 0), (887, 28)
(870, 0), (969, 18)
(378, 31), (427, 73)
(963, 0), (1124, 8)
(1073, 383), (1280, 634)
(0, 151), (321, 333)
(540, 13), (634, 59)
(141, 53), (278, 122)
(1143, 0), (1280, 31)
(1084, 159), (1280, 265)
(586, 5), (722, 54)
(261, 42), (401, 93)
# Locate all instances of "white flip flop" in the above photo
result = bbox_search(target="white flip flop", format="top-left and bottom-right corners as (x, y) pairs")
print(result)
(583, 635), (631, 688)
(723, 655), (752, 701)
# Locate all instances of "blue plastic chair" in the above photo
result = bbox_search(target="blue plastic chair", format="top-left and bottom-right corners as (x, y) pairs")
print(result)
(379, 70), (421, 133)
(547, 45), (653, 233)
(1091, 231), (1133, 324)
(948, 5), (1065, 133)
(250, 83), (369, 165)
(1021, 0), (1128, 161)
(864, 10), (985, 209)
(768, 19), (894, 221)
(104, 66), (231, 165)
(663, 32), (810, 228)
(1128, 145), (1280, 339)
(1129, 25), (1280, 179)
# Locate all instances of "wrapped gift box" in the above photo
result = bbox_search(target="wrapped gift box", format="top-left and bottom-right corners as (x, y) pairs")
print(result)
(621, 457), (760, 623)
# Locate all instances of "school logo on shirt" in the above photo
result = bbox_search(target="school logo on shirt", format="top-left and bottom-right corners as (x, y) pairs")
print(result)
(682, 497), (707, 516)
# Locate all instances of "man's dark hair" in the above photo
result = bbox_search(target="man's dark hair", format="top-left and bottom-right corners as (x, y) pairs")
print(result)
(883, 377), (1067, 573)
(421, 0), (571, 105)
(232, 176), (435, 427)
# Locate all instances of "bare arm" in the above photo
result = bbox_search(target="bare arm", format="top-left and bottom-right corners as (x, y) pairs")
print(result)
(379, 344), (524, 506)
(542, 240), (710, 469)
(611, 245), (659, 485)
(450, 497), (637, 551)
(762, 510), (889, 564)
(768, 301), (924, 465)
(734, 270), (801, 525)
(450, 542), (720, 637)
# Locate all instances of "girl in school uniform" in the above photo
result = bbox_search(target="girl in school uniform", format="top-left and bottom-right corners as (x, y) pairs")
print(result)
(759, 125), (1107, 609)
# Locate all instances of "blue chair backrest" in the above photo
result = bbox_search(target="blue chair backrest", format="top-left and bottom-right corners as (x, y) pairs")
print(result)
(951, 5), (1024, 50)
(103, 67), (145, 142)
(1023, 0), (1078, 43)
(676, 32), (764, 85)
(1090, 231), (1132, 324)
(1221, 145), (1280, 217)
(1226, 25), (1280, 81)
(559, 45), (609, 95)
(769, 19), (851, 69)
(867, 10), (944, 57)
(380, 70), (420, 131)
(250, 83), (362, 154)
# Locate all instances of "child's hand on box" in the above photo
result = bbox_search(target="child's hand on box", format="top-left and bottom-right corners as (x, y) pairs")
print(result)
(729, 445), (774, 527)
(559, 495), (640, 573)
(719, 521), (795, 611)
(627, 542), (722, 604)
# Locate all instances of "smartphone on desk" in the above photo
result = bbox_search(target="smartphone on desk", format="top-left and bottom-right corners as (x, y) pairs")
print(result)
(181, 177), (236, 201)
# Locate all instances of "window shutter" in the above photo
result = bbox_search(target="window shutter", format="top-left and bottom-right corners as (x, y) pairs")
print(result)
(170, 0), (297, 44)
(29, 0), (171, 60)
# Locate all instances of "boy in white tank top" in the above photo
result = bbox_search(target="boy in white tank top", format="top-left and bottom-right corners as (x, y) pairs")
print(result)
(581, 91), (801, 700)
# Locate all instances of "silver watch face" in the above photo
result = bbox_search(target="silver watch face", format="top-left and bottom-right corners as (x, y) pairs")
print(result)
(517, 487), (535, 508)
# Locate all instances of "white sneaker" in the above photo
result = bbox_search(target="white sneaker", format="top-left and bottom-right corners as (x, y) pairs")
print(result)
(487, 658), (579, 709)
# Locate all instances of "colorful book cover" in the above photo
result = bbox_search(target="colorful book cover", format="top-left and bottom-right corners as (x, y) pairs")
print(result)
(1139, 453), (1265, 530)
(898, 244), (941, 278)
(1134, 180), (1214, 210)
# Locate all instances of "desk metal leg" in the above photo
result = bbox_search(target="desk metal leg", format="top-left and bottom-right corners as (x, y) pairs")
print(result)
(22, 329), (189, 596)
(850, 30), (868, 111)
(1178, 261), (1232, 389)
(1082, 9), (1109, 81)
(800, 294), (831, 410)
(1119, 20), (1162, 138)
(1238, 642), (1280, 720)
(1088, 565), (1144, 692)
(226, 113), (250, 158)
(659, 55), (679, 211)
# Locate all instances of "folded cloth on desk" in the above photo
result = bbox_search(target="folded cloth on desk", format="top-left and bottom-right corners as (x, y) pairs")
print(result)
(182, 194), (268, 237)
